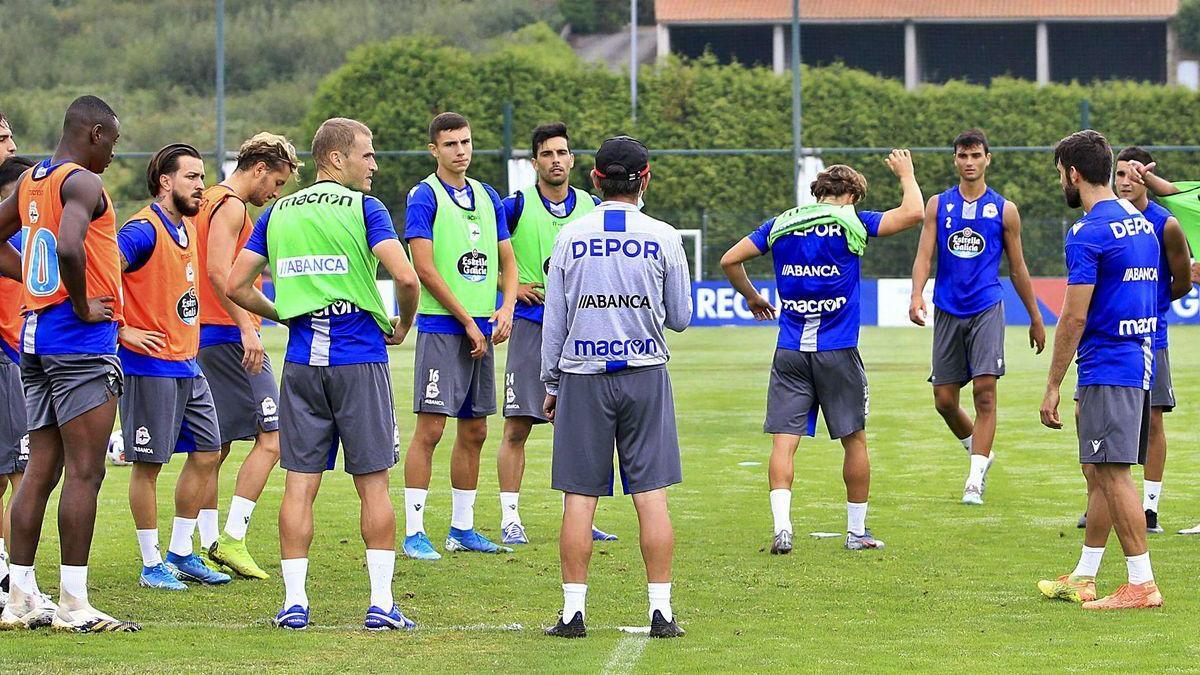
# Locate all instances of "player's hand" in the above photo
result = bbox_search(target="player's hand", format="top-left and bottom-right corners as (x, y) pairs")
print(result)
(465, 322), (487, 359)
(746, 293), (777, 321)
(543, 393), (557, 423)
(885, 149), (914, 179)
(385, 316), (412, 346)
(75, 295), (115, 323)
(1127, 159), (1156, 185)
(490, 305), (514, 346)
(517, 282), (545, 306)
(240, 328), (265, 374)
(1040, 388), (1062, 429)
(1029, 320), (1046, 354)
(908, 294), (927, 326)
(119, 326), (166, 353)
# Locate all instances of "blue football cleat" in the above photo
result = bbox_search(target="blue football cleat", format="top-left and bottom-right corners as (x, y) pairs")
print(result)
(592, 526), (618, 542)
(165, 552), (232, 585)
(139, 563), (187, 591)
(501, 522), (529, 545)
(445, 527), (512, 554)
(274, 604), (309, 630)
(403, 533), (442, 560)
(364, 604), (417, 631)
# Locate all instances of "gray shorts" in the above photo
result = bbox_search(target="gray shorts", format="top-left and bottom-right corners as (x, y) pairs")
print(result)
(503, 318), (549, 423)
(1151, 348), (1175, 411)
(412, 331), (496, 418)
(930, 302), (1006, 386)
(1076, 385), (1150, 465)
(0, 353), (28, 474)
(21, 353), (122, 431)
(279, 361), (397, 475)
(120, 374), (222, 464)
(197, 342), (280, 444)
(764, 348), (868, 440)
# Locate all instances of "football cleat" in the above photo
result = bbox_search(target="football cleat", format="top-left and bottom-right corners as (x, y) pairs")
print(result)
(445, 527), (512, 554)
(166, 552), (232, 585)
(961, 483), (984, 506)
(1145, 510), (1164, 534)
(210, 535), (269, 579)
(544, 611), (586, 638)
(273, 604), (309, 630)
(501, 522), (529, 545)
(770, 530), (793, 555)
(649, 609), (685, 638)
(364, 604), (417, 631)
(845, 529), (885, 550)
(402, 532), (442, 560)
(1177, 522), (1200, 535)
(52, 605), (140, 633)
(139, 563), (187, 591)
(592, 526), (618, 542)
(1037, 574), (1097, 603)
(1082, 582), (1163, 610)
(0, 590), (56, 630)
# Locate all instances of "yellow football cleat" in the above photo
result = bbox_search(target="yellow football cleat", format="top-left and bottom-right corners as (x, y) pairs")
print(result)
(1037, 574), (1097, 603)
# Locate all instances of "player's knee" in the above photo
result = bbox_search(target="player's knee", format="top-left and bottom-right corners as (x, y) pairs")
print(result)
(256, 432), (280, 456)
(192, 450), (222, 470)
(973, 387), (996, 412)
(502, 424), (531, 447)
(933, 390), (958, 415)
(459, 421), (488, 448)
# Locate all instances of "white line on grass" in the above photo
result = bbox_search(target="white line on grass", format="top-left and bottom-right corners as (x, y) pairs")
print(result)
(602, 634), (648, 675)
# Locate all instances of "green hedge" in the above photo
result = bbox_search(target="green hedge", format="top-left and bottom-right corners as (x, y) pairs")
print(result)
(308, 27), (1200, 278)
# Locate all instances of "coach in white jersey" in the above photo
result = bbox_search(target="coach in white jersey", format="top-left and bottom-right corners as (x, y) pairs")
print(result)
(541, 136), (691, 639)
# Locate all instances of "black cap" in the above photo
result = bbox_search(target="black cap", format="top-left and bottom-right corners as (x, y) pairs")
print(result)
(593, 135), (650, 181)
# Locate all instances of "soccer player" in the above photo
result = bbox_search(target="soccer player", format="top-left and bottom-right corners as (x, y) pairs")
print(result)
(721, 150), (924, 555)
(402, 112), (518, 559)
(542, 136), (690, 639)
(227, 117), (420, 631)
(118, 144), (231, 590)
(0, 96), (139, 631)
(0, 111), (15, 161)
(496, 121), (615, 545)
(196, 133), (301, 579)
(1038, 130), (1163, 610)
(0, 155), (33, 610)
(909, 129), (1045, 505)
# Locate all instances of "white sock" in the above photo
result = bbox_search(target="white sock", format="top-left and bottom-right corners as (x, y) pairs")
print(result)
(281, 558), (309, 609)
(404, 488), (428, 536)
(365, 549), (395, 610)
(451, 488), (476, 531)
(500, 491), (521, 527)
(60, 564), (88, 604)
(136, 529), (162, 567)
(847, 501), (868, 536)
(769, 489), (792, 534)
(168, 517), (196, 557)
(1143, 480), (1162, 513)
(967, 453), (989, 486)
(9, 563), (35, 595)
(1072, 545), (1105, 578)
(198, 509), (219, 550)
(648, 582), (673, 621)
(0, 537), (8, 578)
(1126, 552), (1154, 585)
(562, 582), (587, 621)
(225, 496), (257, 541)
(960, 435), (973, 455)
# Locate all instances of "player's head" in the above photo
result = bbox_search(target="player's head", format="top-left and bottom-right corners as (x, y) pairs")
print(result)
(0, 111), (16, 162)
(147, 143), (205, 217)
(312, 117), (376, 192)
(0, 156), (35, 201)
(428, 112), (472, 176)
(810, 165), (868, 205)
(1115, 146), (1154, 204)
(234, 132), (302, 206)
(591, 135), (650, 202)
(62, 95), (119, 174)
(953, 129), (990, 182)
(1054, 130), (1112, 209)
(531, 122), (574, 188)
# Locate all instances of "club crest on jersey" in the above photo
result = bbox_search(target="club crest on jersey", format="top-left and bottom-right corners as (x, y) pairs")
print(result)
(135, 426), (151, 446)
(261, 396), (277, 417)
(177, 287), (199, 325)
(27, 200), (39, 224)
(982, 203), (999, 219)
(185, 262), (195, 283)
(948, 227), (985, 259)
(458, 250), (488, 283)
(424, 369), (441, 403)
(467, 219), (482, 243)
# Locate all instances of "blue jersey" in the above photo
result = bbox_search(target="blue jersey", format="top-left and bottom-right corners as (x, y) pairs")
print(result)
(1065, 199), (1160, 389)
(502, 187), (602, 324)
(933, 186), (1005, 317)
(245, 192), (398, 366)
(748, 210), (883, 352)
(1139, 200), (1173, 350)
(404, 176), (509, 335)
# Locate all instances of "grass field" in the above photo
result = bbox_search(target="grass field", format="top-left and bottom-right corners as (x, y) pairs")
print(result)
(3, 324), (1200, 672)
